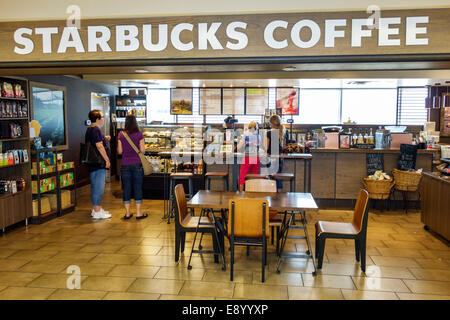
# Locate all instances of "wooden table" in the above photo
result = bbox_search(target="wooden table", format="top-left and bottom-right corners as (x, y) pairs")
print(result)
(187, 190), (318, 212)
(187, 190), (319, 275)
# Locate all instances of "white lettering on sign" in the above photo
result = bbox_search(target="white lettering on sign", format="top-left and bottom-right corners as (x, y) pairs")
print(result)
(88, 26), (112, 52)
(10, 15), (432, 55)
(406, 16), (429, 45)
(226, 22), (248, 50)
(57, 27), (85, 53)
(198, 22), (223, 50)
(116, 25), (140, 52)
(171, 23), (194, 51)
(351, 18), (373, 47)
(291, 19), (321, 48)
(143, 24), (168, 52)
(35, 27), (58, 53)
(378, 17), (401, 46)
(324, 19), (346, 47)
(14, 28), (34, 55)
(264, 20), (288, 49)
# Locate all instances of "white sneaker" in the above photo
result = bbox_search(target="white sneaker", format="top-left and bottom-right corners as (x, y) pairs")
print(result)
(101, 208), (111, 218)
(92, 210), (111, 220)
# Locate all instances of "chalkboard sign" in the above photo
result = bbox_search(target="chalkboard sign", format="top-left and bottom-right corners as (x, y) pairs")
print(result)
(398, 144), (418, 171)
(366, 153), (384, 175)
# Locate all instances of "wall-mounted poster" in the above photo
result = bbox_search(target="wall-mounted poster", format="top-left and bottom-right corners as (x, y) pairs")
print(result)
(30, 82), (68, 150)
(276, 88), (299, 115)
(170, 88), (193, 115)
(200, 88), (221, 115)
(246, 88), (268, 115)
(222, 88), (245, 115)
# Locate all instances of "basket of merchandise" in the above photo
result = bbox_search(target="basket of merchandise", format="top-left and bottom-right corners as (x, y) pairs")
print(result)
(362, 171), (394, 200)
(392, 168), (422, 192)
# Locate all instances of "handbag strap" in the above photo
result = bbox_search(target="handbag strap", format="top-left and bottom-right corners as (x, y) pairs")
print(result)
(122, 131), (141, 155)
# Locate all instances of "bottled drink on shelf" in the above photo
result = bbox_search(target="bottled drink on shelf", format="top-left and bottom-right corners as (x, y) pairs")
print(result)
(352, 130), (358, 147)
(357, 130), (364, 145)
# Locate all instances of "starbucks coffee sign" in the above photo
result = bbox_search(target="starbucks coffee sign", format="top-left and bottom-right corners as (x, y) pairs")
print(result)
(1, 8), (449, 62)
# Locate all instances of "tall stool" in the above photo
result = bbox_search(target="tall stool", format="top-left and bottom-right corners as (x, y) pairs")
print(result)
(168, 172), (194, 224)
(205, 172), (229, 191)
(271, 173), (295, 192)
(245, 174), (268, 182)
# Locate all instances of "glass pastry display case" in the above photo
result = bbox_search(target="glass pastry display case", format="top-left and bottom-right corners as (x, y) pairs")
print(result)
(141, 125), (206, 153)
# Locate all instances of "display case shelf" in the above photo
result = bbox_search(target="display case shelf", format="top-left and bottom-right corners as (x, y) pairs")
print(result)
(0, 137), (29, 142)
(0, 161), (29, 170)
(0, 118), (29, 121)
(0, 97), (28, 101)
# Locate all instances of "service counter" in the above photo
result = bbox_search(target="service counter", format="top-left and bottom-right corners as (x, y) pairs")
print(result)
(206, 148), (437, 207)
(421, 172), (450, 241)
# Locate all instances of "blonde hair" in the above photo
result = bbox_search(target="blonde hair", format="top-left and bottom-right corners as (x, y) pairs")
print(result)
(269, 115), (286, 143)
(248, 121), (258, 131)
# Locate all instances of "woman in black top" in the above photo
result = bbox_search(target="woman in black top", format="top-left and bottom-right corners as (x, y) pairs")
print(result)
(85, 110), (111, 220)
(266, 115), (289, 189)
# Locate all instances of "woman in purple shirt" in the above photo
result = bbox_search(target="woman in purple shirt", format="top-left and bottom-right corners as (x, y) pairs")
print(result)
(117, 115), (148, 220)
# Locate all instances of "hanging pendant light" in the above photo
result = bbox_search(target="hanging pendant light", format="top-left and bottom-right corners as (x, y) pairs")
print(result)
(433, 83), (441, 109)
(443, 82), (450, 108)
(425, 85), (432, 109)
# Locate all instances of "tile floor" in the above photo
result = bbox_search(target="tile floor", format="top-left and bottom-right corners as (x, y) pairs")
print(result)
(0, 182), (449, 300)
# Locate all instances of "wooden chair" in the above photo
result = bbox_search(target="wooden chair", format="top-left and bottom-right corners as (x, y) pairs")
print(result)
(228, 198), (270, 282)
(173, 184), (225, 271)
(245, 179), (283, 255)
(315, 189), (370, 272)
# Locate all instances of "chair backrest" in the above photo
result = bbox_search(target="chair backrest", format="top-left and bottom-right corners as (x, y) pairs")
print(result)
(228, 198), (270, 238)
(352, 189), (370, 234)
(245, 179), (277, 192)
(174, 184), (189, 227)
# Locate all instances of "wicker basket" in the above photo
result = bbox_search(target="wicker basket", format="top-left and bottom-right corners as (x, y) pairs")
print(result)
(392, 168), (422, 192)
(362, 177), (394, 199)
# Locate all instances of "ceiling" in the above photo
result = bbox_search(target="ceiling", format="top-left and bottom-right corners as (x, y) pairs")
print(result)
(89, 78), (449, 89)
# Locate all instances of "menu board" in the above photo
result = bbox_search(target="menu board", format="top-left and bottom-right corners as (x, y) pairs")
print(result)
(170, 88), (193, 115)
(245, 88), (268, 115)
(222, 88), (245, 115)
(276, 88), (299, 115)
(398, 144), (418, 171)
(200, 88), (221, 115)
(366, 153), (384, 175)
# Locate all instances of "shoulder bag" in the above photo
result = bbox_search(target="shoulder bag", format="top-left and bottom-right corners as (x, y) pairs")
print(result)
(80, 128), (106, 167)
(122, 131), (152, 175)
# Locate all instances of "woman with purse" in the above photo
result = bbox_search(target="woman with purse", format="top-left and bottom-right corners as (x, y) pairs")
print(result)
(117, 115), (148, 220)
(85, 110), (111, 220)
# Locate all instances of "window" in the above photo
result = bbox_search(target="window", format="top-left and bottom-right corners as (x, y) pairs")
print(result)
(341, 89), (397, 125)
(147, 89), (174, 123)
(397, 87), (428, 125)
(293, 89), (341, 124)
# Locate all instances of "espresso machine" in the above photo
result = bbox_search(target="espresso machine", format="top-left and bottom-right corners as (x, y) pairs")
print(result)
(375, 127), (391, 149)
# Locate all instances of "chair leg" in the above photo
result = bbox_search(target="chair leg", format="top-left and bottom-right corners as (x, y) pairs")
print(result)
(212, 232), (219, 264)
(317, 237), (326, 269)
(246, 246), (250, 256)
(355, 238), (360, 262)
(230, 241), (234, 281)
(360, 238), (367, 273)
(276, 226), (280, 256)
(175, 230), (181, 262)
(315, 235), (319, 259)
(262, 238), (267, 282)
(180, 231), (186, 253)
(271, 226), (274, 245)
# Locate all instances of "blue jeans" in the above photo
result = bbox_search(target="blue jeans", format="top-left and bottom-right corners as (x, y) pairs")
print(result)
(90, 168), (105, 206)
(121, 164), (143, 204)
(269, 158), (284, 189)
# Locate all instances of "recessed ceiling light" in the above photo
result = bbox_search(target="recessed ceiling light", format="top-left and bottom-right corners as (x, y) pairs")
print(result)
(135, 69), (148, 73)
(282, 66), (297, 72)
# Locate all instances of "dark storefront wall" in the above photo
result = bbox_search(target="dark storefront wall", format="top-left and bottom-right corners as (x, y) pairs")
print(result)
(25, 75), (118, 186)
